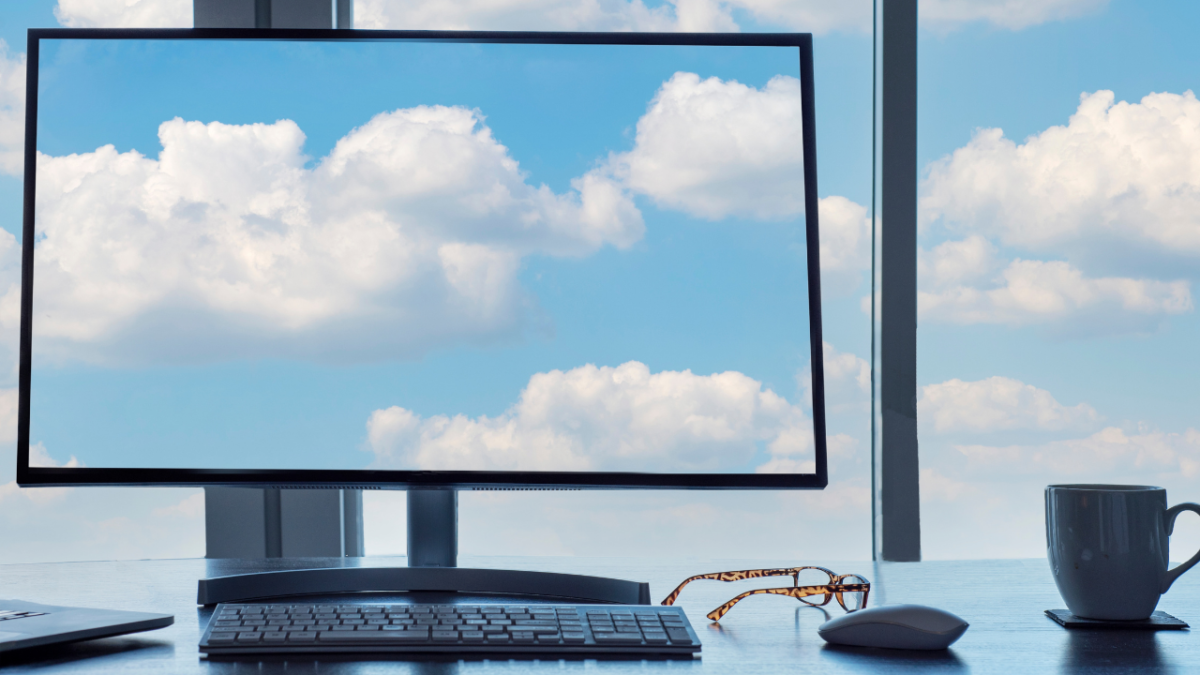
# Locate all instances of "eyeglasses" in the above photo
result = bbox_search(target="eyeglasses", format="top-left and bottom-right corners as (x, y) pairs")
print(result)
(661, 566), (871, 621)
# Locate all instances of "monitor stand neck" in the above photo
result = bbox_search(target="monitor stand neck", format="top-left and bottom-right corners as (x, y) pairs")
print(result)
(197, 488), (650, 606)
(407, 488), (457, 568)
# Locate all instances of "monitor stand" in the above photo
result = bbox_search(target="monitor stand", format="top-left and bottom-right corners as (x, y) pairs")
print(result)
(197, 488), (651, 606)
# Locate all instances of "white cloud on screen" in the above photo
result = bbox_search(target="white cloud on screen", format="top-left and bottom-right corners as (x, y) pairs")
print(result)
(7, 108), (642, 365)
(610, 72), (805, 221)
(919, 376), (1100, 434)
(0, 42), (25, 177)
(918, 256), (1192, 332)
(919, 0), (1106, 31)
(366, 361), (813, 473)
(922, 91), (1200, 264)
(54, 0), (191, 28)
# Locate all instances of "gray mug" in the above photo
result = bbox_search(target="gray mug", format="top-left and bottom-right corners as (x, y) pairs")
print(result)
(1046, 484), (1200, 620)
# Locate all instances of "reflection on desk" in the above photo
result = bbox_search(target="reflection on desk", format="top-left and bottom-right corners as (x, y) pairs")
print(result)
(0, 556), (1196, 673)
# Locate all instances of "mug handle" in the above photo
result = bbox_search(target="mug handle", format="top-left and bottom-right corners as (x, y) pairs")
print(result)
(1162, 502), (1200, 593)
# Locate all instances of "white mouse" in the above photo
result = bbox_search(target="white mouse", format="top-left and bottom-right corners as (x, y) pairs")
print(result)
(817, 604), (969, 650)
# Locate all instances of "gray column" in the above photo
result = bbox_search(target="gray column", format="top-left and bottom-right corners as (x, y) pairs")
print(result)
(877, 0), (922, 562)
(195, 0), (341, 28)
(195, 0), (362, 561)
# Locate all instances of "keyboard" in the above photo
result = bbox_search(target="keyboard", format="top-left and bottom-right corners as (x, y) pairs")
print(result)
(200, 603), (701, 656)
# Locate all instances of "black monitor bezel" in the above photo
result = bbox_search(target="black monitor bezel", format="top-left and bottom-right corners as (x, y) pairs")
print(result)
(17, 28), (827, 490)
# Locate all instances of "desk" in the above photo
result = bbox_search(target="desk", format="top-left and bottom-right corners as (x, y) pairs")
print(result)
(1, 556), (1197, 673)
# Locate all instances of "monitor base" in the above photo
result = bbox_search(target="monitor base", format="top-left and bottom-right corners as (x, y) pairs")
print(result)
(196, 566), (651, 605)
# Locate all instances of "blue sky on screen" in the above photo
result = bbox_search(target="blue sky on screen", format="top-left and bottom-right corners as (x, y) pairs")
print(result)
(0, 0), (1199, 564)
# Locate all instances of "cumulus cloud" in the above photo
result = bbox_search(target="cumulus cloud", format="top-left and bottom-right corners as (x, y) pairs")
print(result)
(918, 257), (1192, 332)
(54, 0), (191, 28)
(8, 108), (642, 365)
(0, 443), (81, 506)
(610, 72), (805, 221)
(355, 0), (874, 33)
(952, 426), (1200, 481)
(357, 0), (1090, 34)
(922, 90), (1200, 266)
(800, 341), (869, 413)
(919, 376), (1100, 434)
(366, 361), (813, 473)
(819, 196), (871, 294)
(0, 41), (25, 176)
(920, 0), (1106, 31)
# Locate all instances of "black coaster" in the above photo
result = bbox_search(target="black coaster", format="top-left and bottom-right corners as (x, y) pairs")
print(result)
(1046, 609), (1189, 630)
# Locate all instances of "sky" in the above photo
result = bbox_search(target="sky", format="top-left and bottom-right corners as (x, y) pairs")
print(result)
(0, 0), (1198, 568)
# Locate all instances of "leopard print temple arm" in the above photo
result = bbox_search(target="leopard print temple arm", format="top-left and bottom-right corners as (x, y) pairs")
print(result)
(659, 566), (837, 606)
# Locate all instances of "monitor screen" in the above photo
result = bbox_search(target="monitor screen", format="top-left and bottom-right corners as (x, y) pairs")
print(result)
(16, 30), (825, 489)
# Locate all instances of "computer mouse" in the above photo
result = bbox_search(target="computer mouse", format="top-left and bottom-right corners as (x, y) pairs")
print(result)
(817, 604), (968, 650)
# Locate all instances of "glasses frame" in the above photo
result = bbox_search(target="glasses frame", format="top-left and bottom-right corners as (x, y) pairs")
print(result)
(660, 565), (870, 621)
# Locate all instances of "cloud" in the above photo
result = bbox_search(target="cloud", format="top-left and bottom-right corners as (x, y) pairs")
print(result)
(54, 0), (191, 28)
(610, 72), (805, 221)
(919, 235), (1000, 289)
(0, 443), (81, 506)
(819, 196), (871, 294)
(952, 426), (1200, 480)
(922, 91), (1200, 268)
(0, 41), (25, 176)
(919, 0), (1106, 31)
(0, 388), (16, 443)
(366, 361), (813, 473)
(801, 341), (869, 413)
(8, 108), (642, 365)
(919, 376), (1100, 434)
(354, 0), (874, 33)
(356, 0), (1091, 34)
(918, 257), (1192, 333)
(921, 423), (1200, 559)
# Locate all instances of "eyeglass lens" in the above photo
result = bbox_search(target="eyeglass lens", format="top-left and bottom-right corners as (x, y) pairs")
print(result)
(794, 568), (836, 606)
(837, 574), (869, 611)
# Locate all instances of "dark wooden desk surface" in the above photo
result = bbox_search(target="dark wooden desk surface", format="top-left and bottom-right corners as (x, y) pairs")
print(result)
(1, 555), (1197, 673)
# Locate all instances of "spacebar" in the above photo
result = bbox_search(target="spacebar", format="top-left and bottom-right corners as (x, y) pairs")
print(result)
(318, 632), (429, 643)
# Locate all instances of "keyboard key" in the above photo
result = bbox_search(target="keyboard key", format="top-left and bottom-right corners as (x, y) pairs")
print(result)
(562, 632), (586, 643)
(320, 631), (428, 643)
(643, 632), (668, 644)
(536, 633), (561, 643)
(263, 633), (288, 642)
(665, 628), (694, 645)
(486, 633), (510, 643)
(236, 632), (261, 642)
(461, 632), (485, 642)
(595, 633), (643, 644)
(432, 630), (459, 641)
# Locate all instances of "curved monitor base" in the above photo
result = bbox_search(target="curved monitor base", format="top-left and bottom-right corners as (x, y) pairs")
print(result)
(196, 567), (652, 606)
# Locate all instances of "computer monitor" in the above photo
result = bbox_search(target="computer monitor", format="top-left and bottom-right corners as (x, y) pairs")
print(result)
(17, 28), (826, 491)
(14, 29), (825, 601)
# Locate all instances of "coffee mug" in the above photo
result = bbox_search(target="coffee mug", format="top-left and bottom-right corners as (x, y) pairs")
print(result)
(1046, 484), (1200, 620)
